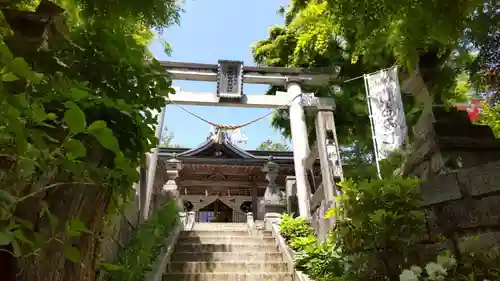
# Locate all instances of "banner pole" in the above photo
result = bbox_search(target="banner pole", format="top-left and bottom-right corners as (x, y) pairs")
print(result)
(363, 74), (383, 179)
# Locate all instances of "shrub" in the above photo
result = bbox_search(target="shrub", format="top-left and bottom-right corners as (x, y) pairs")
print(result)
(279, 213), (314, 243)
(280, 177), (425, 281)
(103, 200), (180, 281)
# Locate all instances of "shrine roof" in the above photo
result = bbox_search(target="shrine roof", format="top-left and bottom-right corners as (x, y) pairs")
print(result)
(157, 131), (300, 165)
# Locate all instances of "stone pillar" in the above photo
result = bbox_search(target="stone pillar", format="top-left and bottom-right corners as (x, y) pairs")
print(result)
(285, 176), (298, 216)
(250, 176), (259, 220)
(142, 106), (166, 220)
(315, 110), (343, 208)
(262, 156), (285, 229)
(160, 156), (183, 210)
(287, 80), (311, 219)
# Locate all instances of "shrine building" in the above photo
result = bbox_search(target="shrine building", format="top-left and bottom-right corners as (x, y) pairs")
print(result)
(154, 130), (323, 223)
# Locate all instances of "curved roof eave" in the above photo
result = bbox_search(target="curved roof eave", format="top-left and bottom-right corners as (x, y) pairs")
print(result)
(221, 138), (255, 159)
(175, 135), (255, 159)
(176, 137), (215, 157)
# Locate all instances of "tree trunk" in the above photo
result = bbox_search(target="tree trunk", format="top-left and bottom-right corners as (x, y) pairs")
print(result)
(14, 181), (112, 281)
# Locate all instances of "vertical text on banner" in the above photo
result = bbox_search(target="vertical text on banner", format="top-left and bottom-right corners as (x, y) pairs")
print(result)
(365, 67), (407, 160)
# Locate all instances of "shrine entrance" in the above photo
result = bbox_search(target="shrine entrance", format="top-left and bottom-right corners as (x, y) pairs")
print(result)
(197, 199), (245, 223)
(143, 60), (343, 226)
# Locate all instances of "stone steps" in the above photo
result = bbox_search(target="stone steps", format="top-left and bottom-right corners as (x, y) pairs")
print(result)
(162, 273), (293, 281)
(177, 236), (275, 244)
(168, 261), (289, 273)
(166, 225), (290, 281)
(174, 243), (279, 252)
(171, 252), (284, 262)
(179, 231), (273, 238)
(191, 223), (249, 231)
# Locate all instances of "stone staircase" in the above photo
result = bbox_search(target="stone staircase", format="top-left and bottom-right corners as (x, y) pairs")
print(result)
(164, 223), (293, 281)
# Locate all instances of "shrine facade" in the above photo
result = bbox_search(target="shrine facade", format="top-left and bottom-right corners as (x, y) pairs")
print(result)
(153, 130), (322, 223)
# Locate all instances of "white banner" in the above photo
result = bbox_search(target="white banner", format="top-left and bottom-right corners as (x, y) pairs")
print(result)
(365, 67), (407, 160)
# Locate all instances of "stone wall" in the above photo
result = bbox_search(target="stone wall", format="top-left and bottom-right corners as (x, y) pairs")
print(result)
(417, 160), (500, 260)
(403, 107), (500, 181)
(358, 160), (500, 280)
(98, 194), (141, 265)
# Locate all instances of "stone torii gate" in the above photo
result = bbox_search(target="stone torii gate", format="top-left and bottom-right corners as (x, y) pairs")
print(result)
(142, 60), (343, 224)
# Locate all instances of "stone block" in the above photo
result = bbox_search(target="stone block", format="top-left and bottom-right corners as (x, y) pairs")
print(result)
(419, 172), (461, 206)
(423, 209), (443, 242)
(429, 153), (445, 174)
(458, 231), (500, 252)
(416, 242), (450, 263)
(456, 161), (500, 196)
(436, 196), (500, 229)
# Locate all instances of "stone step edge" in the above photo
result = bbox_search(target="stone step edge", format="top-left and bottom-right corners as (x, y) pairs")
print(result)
(176, 241), (275, 244)
(175, 244), (277, 247)
(180, 231), (274, 235)
(179, 234), (273, 236)
(164, 273), (292, 275)
(168, 261), (287, 265)
(179, 234), (274, 236)
(176, 239), (276, 245)
(172, 251), (281, 255)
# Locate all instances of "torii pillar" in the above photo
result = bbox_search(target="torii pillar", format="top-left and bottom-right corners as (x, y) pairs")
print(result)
(287, 79), (312, 219)
(278, 85), (336, 220)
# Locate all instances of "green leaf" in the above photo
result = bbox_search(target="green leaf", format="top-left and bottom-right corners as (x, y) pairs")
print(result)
(87, 120), (107, 133)
(101, 263), (122, 271)
(13, 229), (31, 244)
(0, 41), (14, 63)
(63, 246), (82, 263)
(40, 201), (59, 228)
(63, 103), (86, 134)
(0, 231), (13, 245)
(70, 87), (88, 100)
(1, 72), (18, 82)
(67, 218), (91, 237)
(65, 139), (87, 160)
(11, 239), (21, 257)
(167, 87), (176, 94)
(31, 102), (47, 123)
(10, 57), (31, 79)
(87, 121), (121, 154)
(0, 189), (16, 203)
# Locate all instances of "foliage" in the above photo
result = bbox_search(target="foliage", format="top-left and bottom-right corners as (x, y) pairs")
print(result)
(102, 200), (180, 281)
(399, 252), (458, 281)
(341, 143), (406, 180)
(256, 139), (290, 151)
(400, 246), (500, 281)
(294, 239), (346, 281)
(279, 215), (343, 280)
(281, 177), (424, 281)
(334, 177), (424, 279)
(252, 0), (489, 148)
(279, 214), (313, 247)
(476, 101), (500, 138)
(0, 0), (180, 278)
(465, 0), (499, 104)
(0, 39), (105, 261)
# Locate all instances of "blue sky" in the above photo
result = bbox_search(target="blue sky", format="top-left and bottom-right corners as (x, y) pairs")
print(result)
(148, 0), (290, 150)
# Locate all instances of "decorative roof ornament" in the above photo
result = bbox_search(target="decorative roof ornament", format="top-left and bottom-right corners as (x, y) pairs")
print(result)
(230, 128), (248, 145)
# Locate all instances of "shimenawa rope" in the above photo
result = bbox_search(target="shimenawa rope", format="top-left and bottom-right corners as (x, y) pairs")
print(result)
(165, 93), (303, 130)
